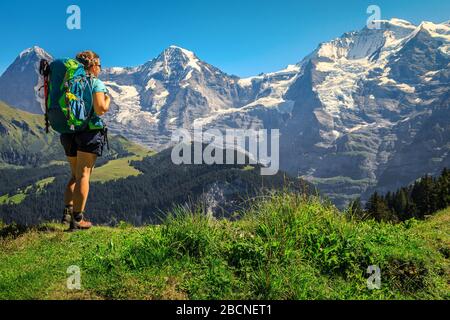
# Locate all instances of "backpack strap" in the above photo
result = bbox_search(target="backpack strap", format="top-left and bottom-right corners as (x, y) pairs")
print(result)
(69, 75), (95, 132)
(85, 76), (96, 123)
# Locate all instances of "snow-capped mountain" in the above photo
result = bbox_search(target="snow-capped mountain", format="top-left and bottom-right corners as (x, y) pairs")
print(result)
(281, 19), (450, 205)
(0, 46), (52, 114)
(101, 45), (257, 147)
(0, 18), (448, 207)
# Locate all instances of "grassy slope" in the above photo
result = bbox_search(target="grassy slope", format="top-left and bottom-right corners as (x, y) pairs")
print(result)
(0, 146), (153, 204)
(0, 150), (152, 204)
(0, 101), (46, 133)
(0, 101), (62, 166)
(0, 193), (448, 300)
(0, 177), (56, 205)
(0, 100), (153, 196)
(91, 136), (154, 183)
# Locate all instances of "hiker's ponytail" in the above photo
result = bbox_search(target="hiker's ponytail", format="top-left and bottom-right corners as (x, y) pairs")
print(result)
(76, 50), (100, 71)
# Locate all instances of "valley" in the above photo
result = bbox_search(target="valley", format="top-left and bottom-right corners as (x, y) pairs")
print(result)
(0, 18), (448, 208)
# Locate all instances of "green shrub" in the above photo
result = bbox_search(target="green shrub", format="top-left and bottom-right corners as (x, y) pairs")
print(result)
(162, 207), (220, 259)
(122, 228), (169, 269)
(1, 192), (448, 300)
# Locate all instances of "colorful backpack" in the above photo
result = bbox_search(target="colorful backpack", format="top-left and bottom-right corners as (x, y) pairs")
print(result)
(39, 58), (101, 134)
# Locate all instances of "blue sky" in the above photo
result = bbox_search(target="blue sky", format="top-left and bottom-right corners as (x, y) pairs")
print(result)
(0, 0), (448, 77)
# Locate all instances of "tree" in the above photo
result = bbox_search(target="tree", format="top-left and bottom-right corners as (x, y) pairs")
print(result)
(411, 175), (438, 218)
(347, 197), (366, 221)
(393, 188), (409, 221)
(365, 192), (393, 222)
(437, 168), (450, 210)
(385, 191), (394, 211)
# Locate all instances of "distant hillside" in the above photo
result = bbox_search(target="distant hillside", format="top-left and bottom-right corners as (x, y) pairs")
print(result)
(0, 137), (153, 212)
(0, 146), (310, 226)
(0, 100), (151, 168)
(0, 193), (448, 300)
(0, 101), (159, 223)
(0, 101), (310, 226)
(3, 19), (449, 208)
(0, 100), (154, 213)
(0, 100), (62, 166)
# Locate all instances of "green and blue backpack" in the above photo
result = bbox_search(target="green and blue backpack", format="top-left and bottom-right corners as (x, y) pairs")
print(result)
(39, 58), (104, 134)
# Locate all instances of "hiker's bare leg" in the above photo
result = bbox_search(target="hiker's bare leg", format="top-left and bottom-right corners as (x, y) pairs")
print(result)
(64, 157), (77, 206)
(73, 151), (97, 213)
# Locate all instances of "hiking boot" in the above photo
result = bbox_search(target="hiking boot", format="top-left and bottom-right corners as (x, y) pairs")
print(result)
(61, 206), (73, 224)
(69, 212), (93, 231)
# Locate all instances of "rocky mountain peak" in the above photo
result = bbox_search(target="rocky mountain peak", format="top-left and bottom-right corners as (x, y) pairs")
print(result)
(1, 18), (448, 208)
(137, 45), (204, 80)
(0, 46), (52, 114)
(19, 46), (51, 60)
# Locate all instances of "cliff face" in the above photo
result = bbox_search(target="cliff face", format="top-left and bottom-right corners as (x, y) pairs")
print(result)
(1, 19), (449, 206)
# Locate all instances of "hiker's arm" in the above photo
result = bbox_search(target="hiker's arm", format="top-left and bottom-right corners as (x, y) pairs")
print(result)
(93, 92), (110, 116)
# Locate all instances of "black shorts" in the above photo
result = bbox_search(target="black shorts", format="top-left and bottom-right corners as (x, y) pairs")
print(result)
(60, 129), (106, 157)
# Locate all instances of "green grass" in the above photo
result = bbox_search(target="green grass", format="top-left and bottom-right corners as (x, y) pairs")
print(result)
(35, 177), (56, 191)
(0, 101), (61, 166)
(0, 192), (27, 205)
(0, 195), (9, 205)
(307, 176), (372, 186)
(91, 156), (144, 183)
(0, 193), (448, 300)
(0, 100), (152, 169)
(1, 98), (152, 184)
(91, 151), (154, 183)
(0, 177), (55, 205)
(91, 135), (154, 183)
(6, 193), (27, 205)
(0, 101), (47, 135)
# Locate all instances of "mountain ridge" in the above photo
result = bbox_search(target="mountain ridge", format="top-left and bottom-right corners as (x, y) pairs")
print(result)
(1, 18), (448, 207)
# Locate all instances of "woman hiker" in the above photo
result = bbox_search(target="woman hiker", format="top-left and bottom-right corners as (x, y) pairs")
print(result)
(60, 50), (111, 231)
